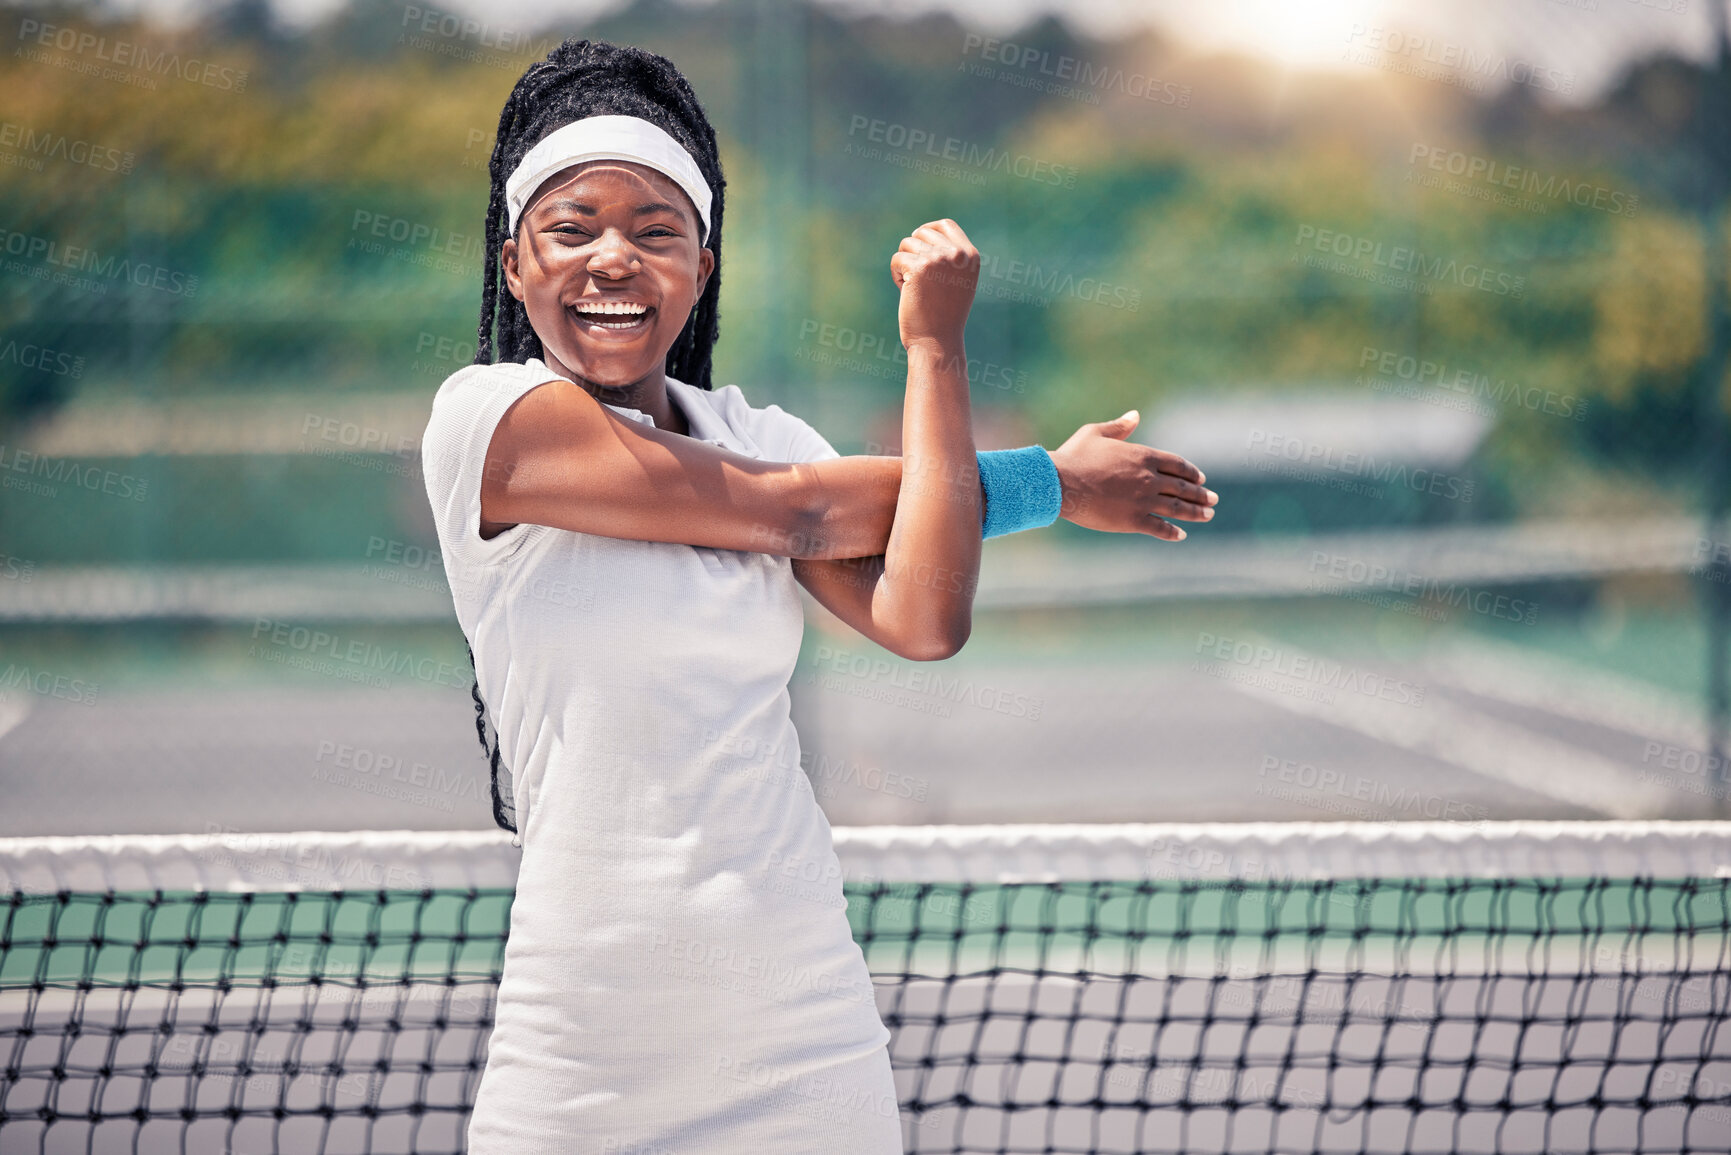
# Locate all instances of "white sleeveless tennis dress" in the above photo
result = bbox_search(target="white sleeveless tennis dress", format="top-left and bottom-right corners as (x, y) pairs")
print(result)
(420, 358), (901, 1154)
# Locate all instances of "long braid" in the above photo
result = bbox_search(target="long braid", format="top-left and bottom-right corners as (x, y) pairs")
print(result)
(461, 39), (728, 834)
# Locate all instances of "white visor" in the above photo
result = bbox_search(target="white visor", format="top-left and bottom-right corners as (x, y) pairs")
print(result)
(504, 114), (712, 242)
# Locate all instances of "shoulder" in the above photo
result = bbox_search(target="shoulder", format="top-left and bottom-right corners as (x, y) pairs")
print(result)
(421, 360), (562, 569)
(421, 359), (570, 502)
(430, 360), (557, 416)
(693, 382), (840, 464)
(424, 360), (564, 449)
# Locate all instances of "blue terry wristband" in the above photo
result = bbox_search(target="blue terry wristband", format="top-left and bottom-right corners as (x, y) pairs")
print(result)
(977, 446), (1062, 538)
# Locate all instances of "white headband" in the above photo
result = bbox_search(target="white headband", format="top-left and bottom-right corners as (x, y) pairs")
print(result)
(504, 115), (712, 242)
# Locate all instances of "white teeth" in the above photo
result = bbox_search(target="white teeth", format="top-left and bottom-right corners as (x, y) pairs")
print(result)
(576, 302), (648, 315)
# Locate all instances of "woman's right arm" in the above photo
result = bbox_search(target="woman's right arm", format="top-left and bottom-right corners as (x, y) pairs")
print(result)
(479, 383), (1217, 555)
(478, 379), (905, 560)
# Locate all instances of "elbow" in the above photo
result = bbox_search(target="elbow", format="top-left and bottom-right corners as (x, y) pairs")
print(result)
(786, 473), (844, 560)
(890, 617), (971, 663)
(774, 500), (826, 561)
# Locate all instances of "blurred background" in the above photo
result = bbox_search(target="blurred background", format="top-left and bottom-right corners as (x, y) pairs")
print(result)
(1, 0), (1727, 835)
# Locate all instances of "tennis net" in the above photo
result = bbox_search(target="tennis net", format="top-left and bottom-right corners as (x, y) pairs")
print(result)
(2, 822), (1729, 1154)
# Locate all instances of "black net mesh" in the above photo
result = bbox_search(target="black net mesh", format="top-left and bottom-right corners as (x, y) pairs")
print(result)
(859, 878), (1731, 1154)
(2, 875), (1729, 1153)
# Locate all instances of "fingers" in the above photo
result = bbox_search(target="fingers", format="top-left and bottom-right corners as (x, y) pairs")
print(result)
(899, 226), (952, 254)
(1158, 475), (1217, 509)
(1147, 472), (1217, 523)
(915, 218), (968, 245)
(1141, 466), (1218, 525)
(890, 250), (913, 289)
(1148, 493), (1214, 523)
(1149, 448), (1205, 485)
(1138, 514), (1186, 542)
(1101, 410), (1139, 440)
(898, 220), (977, 263)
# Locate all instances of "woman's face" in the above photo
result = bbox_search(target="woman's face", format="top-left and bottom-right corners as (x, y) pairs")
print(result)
(502, 159), (713, 390)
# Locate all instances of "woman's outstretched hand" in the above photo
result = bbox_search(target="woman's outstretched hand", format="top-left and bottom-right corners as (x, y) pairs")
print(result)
(1048, 411), (1218, 541)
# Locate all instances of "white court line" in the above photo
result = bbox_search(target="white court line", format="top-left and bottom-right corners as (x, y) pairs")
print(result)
(1416, 633), (1706, 752)
(1220, 635), (1676, 819)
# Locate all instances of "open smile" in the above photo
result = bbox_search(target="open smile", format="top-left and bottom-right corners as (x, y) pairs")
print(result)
(568, 300), (655, 335)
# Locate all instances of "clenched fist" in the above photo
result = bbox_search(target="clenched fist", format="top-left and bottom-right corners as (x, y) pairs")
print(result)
(889, 219), (979, 352)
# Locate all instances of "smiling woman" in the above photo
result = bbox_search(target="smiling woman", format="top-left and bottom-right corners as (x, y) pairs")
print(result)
(418, 34), (1213, 1155)
(420, 39), (924, 1155)
(493, 158), (713, 442)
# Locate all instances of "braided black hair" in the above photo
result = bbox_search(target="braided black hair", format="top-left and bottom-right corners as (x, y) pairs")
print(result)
(466, 39), (727, 834)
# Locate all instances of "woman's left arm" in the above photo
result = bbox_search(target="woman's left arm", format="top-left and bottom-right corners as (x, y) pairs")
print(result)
(836, 221), (982, 661)
(785, 224), (1217, 659)
(792, 415), (1217, 652)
